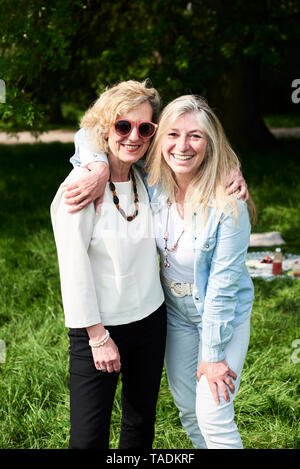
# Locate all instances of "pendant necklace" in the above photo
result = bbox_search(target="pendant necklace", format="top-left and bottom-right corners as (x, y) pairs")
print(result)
(109, 167), (139, 222)
(163, 199), (184, 268)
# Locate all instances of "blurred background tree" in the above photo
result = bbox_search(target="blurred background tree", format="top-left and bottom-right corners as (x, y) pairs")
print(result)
(1, 0), (299, 147)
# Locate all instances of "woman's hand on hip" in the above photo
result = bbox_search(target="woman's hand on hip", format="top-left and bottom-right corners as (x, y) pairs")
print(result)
(196, 360), (237, 405)
(64, 162), (109, 213)
(91, 337), (121, 373)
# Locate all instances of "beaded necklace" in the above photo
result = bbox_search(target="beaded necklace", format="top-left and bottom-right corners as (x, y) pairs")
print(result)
(108, 167), (139, 222)
(163, 199), (185, 268)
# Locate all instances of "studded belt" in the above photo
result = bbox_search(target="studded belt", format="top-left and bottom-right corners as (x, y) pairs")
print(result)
(162, 277), (194, 297)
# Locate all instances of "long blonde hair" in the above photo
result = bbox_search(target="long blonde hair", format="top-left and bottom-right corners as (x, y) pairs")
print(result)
(146, 95), (256, 225)
(80, 79), (161, 153)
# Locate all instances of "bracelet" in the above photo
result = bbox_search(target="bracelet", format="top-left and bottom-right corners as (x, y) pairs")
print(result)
(89, 329), (110, 347)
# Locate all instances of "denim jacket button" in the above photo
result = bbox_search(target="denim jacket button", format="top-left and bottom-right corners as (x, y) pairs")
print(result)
(205, 244), (209, 249)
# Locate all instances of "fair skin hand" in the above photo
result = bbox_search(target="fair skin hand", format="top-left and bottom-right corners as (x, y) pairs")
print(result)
(225, 167), (249, 201)
(196, 360), (237, 405)
(64, 162), (110, 213)
(86, 323), (121, 373)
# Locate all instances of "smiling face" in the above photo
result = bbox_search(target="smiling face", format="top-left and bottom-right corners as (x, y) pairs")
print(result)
(161, 112), (207, 182)
(107, 101), (153, 174)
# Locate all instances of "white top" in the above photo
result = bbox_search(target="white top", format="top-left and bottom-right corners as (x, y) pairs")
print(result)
(51, 167), (164, 328)
(154, 202), (194, 283)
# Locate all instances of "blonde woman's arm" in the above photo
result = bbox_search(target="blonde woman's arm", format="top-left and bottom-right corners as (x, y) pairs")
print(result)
(196, 199), (253, 404)
(66, 129), (110, 213)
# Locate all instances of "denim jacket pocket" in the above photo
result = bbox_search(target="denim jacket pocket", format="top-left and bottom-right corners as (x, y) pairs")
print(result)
(194, 236), (217, 253)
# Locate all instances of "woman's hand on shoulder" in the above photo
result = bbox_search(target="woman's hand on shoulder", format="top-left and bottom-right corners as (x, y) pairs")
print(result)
(64, 162), (110, 213)
(225, 167), (249, 201)
(196, 359), (237, 404)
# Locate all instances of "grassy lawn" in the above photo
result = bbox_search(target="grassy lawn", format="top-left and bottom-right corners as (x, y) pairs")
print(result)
(0, 140), (299, 449)
(263, 114), (300, 128)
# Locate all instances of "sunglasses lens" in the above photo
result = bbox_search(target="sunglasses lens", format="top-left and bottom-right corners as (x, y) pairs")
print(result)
(139, 122), (155, 138)
(115, 120), (156, 138)
(115, 120), (132, 136)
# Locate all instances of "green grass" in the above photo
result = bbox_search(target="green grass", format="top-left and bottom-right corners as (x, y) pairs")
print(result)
(240, 140), (300, 254)
(0, 141), (299, 449)
(263, 114), (300, 128)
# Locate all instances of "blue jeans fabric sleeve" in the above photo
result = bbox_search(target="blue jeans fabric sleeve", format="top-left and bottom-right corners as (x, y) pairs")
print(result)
(200, 200), (252, 362)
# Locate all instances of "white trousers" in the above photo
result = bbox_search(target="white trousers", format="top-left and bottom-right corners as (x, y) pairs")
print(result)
(164, 285), (251, 449)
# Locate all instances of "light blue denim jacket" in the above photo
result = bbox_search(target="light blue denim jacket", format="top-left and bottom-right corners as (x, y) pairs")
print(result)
(70, 129), (254, 362)
(147, 183), (254, 362)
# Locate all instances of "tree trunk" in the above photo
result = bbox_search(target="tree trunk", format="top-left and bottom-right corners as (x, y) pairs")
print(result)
(44, 98), (64, 125)
(208, 57), (275, 150)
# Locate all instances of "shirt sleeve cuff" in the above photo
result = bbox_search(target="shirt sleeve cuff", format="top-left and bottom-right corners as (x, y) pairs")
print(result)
(201, 320), (234, 362)
(79, 146), (109, 167)
(70, 128), (109, 167)
(202, 344), (226, 362)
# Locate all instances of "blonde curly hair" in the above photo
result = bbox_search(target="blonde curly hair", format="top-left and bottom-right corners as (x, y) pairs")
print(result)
(80, 79), (161, 153)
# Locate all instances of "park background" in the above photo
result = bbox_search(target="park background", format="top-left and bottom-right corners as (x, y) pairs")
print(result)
(0, 0), (299, 449)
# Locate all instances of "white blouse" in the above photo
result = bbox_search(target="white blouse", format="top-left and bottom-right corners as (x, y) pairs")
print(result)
(51, 167), (164, 328)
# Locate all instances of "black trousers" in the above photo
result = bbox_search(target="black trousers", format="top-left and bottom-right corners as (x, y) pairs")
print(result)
(68, 303), (167, 449)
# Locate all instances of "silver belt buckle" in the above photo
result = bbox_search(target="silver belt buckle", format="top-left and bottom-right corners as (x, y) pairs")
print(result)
(170, 282), (193, 298)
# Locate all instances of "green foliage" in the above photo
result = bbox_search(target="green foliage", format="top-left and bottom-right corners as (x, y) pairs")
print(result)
(82, 0), (300, 100)
(1, 0), (299, 133)
(0, 0), (83, 129)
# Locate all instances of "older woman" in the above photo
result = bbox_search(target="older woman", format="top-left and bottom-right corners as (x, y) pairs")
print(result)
(51, 80), (166, 449)
(63, 89), (253, 449)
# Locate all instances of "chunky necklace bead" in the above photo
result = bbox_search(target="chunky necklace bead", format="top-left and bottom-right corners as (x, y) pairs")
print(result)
(109, 168), (139, 222)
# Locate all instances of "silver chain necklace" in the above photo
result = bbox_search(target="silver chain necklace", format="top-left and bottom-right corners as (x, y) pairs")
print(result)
(163, 199), (185, 268)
